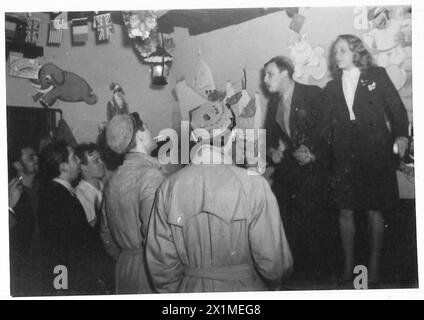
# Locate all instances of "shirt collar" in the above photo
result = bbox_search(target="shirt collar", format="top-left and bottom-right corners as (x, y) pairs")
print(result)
(77, 179), (103, 193)
(280, 81), (295, 101)
(53, 178), (76, 196)
(343, 67), (360, 77)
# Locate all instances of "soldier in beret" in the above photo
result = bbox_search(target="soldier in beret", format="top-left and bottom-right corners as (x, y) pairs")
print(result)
(101, 112), (165, 294)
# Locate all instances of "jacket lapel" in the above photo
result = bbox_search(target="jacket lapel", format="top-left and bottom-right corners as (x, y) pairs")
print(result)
(352, 72), (366, 119)
(336, 77), (352, 123)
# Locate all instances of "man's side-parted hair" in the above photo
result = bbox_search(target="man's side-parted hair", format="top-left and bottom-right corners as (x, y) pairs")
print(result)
(75, 143), (99, 165)
(39, 139), (70, 181)
(264, 55), (294, 79)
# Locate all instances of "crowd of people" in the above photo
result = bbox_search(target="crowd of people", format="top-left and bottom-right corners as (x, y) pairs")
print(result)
(8, 34), (409, 295)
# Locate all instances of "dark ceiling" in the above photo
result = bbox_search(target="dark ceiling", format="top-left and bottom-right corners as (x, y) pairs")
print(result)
(157, 8), (290, 35)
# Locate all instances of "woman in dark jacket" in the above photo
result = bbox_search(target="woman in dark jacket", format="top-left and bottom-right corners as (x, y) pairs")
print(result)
(324, 34), (409, 285)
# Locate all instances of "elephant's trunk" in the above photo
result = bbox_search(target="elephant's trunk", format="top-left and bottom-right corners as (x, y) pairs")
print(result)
(33, 84), (54, 94)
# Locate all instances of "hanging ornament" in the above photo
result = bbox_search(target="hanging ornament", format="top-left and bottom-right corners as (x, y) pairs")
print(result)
(122, 10), (157, 40)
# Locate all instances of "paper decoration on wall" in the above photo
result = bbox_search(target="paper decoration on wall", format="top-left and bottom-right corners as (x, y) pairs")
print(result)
(224, 82), (236, 104)
(25, 17), (40, 44)
(363, 6), (412, 90)
(107, 83), (129, 121)
(289, 13), (306, 33)
(289, 34), (327, 84)
(285, 7), (299, 18)
(176, 80), (208, 121)
(72, 17), (88, 43)
(133, 30), (175, 59)
(8, 51), (41, 79)
(122, 11), (157, 40)
(236, 93), (262, 130)
(30, 63), (97, 108)
(193, 59), (215, 98)
(51, 12), (68, 30)
(94, 13), (114, 41)
(48, 20), (63, 45)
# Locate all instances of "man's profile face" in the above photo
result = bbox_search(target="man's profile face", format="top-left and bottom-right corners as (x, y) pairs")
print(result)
(81, 150), (105, 180)
(263, 62), (286, 93)
(20, 148), (38, 175)
(139, 123), (157, 154)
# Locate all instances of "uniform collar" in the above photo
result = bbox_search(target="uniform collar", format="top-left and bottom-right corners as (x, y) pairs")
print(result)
(192, 144), (233, 165)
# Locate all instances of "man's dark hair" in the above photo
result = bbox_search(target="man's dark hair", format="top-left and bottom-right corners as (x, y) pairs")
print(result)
(264, 55), (294, 79)
(8, 145), (35, 180)
(38, 139), (69, 181)
(75, 143), (99, 165)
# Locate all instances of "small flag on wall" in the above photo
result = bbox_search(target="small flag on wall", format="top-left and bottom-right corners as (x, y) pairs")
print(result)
(48, 20), (63, 45)
(5, 20), (17, 39)
(72, 17), (88, 43)
(94, 13), (114, 41)
(25, 17), (40, 44)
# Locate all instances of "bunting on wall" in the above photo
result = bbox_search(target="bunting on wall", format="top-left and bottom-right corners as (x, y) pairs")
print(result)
(72, 17), (88, 43)
(48, 19), (63, 45)
(25, 16), (40, 44)
(94, 13), (114, 41)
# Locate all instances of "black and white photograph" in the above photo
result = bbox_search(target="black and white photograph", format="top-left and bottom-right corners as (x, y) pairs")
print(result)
(2, 0), (421, 300)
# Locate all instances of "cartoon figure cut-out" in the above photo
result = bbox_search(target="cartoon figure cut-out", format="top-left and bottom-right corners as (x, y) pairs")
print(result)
(289, 34), (327, 84)
(363, 6), (412, 89)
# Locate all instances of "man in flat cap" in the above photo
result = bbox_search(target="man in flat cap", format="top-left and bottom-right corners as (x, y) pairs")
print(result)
(146, 101), (293, 293)
(101, 112), (165, 294)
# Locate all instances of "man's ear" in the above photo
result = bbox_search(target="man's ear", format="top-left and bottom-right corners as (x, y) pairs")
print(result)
(59, 161), (68, 174)
(136, 130), (145, 142)
(13, 161), (23, 174)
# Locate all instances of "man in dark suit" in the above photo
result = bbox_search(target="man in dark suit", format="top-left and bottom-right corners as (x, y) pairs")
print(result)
(8, 146), (42, 296)
(38, 140), (113, 295)
(263, 56), (334, 282)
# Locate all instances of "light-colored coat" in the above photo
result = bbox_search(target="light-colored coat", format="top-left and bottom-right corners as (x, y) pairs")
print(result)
(102, 152), (164, 294)
(146, 146), (293, 293)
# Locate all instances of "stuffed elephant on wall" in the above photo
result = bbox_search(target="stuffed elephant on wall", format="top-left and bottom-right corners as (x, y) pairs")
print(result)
(30, 63), (98, 108)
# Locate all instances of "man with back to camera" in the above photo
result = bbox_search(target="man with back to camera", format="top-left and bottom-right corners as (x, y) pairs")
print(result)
(146, 101), (293, 293)
(102, 112), (165, 294)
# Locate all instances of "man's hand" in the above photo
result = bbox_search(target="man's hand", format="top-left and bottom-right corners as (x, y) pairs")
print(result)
(393, 136), (409, 158)
(293, 144), (315, 166)
(268, 139), (286, 164)
(8, 177), (23, 210)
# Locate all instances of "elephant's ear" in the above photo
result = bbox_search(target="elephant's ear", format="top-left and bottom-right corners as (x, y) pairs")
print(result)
(49, 64), (65, 85)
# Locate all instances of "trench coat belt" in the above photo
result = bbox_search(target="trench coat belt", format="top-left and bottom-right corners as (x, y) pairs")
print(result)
(183, 263), (255, 281)
(121, 248), (143, 255)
